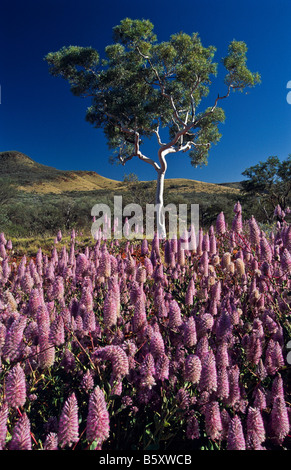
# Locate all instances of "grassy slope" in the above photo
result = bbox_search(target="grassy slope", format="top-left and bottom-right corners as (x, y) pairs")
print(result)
(0, 150), (241, 197)
(0, 150), (121, 192)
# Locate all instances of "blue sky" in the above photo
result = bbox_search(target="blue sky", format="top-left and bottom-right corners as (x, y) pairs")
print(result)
(1, 0), (291, 184)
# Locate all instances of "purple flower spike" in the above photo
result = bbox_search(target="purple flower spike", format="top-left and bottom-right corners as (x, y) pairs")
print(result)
(58, 393), (79, 448)
(104, 291), (118, 328)
(168, 299), (182, 330)
(9, 413), (32, 450)
(246, 407), (266, 449)
(186, 412), (200, 440)
(44, 432), (59, 450)
(95, 345), (129, 382)
(5, 363), (26, 409)
(199, 350), (217, 393)
(140, 352), (156, 389)
(204, 401), (222, 441)
(260, 234), (272, 263)
(183, 316), (197, 348)
(281, 248), (291, 273)
(150, 330), (165, 358)
(185, 355), (201, 384)
(216, 212), (226, 234)
(133, 296), (147, 333)
(3, 316), (27, 362)
(270, 396), (290, 445)
(217, 366), (229, 401)
(86, 386), (110, 449)
(232, 211), (243, 233)
(0, 402), (9, 450)
(155, 353), (169, 381)
(227, 415), (246, 450)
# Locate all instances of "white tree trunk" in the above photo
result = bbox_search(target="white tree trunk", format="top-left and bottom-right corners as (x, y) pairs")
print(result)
(155, 170), (166, 238)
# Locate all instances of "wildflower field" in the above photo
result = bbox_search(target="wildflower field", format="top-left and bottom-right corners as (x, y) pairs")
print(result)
(0, 202), (290, 451)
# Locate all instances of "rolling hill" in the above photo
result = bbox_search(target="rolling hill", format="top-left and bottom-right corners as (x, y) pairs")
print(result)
(0, 151), (121, 193)
(0, 150), (241, 197)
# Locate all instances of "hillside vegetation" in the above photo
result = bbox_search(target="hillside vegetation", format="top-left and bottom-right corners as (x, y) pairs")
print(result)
(0, 151), (240, 195)
(0, 151), (241, 237)
(0, 151), (121, 191)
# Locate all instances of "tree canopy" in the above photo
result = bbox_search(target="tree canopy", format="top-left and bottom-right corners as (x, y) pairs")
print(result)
(241, 154), (291, 221)
(45, 18), (260, 169)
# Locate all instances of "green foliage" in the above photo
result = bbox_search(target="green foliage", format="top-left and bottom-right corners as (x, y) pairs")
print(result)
(199, 197), (237, 228)
(241, 154), (291, 222)
(121, 173), (155, 208)
(0, 151), (70, 185)
(189, 107), (226, 166)
(122, 172), (139, 183)
(0, 179), (240, 239)
(44, 18), (260, 171)
(0, 177), (17, 207)
(45, 46), (100, 97)
(1, 193), (94, 237)
(223, 41), (261, 91)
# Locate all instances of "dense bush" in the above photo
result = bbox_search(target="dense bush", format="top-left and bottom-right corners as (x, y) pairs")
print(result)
(0, 202), (290, 450)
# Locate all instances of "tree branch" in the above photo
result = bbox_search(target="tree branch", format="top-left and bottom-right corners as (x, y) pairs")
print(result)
(154, 124), (166, 146)
(118, 153), (135, 165)
(115, 127), (160, 172)
(211, 84), (233, 111)
(136, 46), (186, 128)
(134, 131), (160, 171)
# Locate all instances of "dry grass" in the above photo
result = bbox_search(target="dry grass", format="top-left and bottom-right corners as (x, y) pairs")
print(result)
(18, 171), (122, 194)
(18, 173), (240, 197)
(1, 150), (241, 197)
(164, 178), (240, 195)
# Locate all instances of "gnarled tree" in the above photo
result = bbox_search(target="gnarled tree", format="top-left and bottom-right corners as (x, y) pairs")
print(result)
(45, 18), (260, 237)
